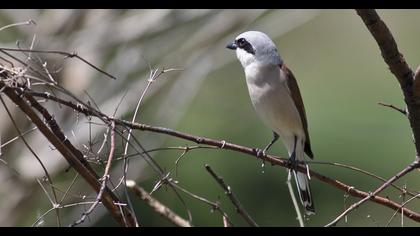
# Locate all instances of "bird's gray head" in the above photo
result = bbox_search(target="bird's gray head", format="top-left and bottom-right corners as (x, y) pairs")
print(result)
(226, 31), (283, 68)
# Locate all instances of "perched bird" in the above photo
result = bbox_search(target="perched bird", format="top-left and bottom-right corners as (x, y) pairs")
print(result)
(226, 31), (315, 215)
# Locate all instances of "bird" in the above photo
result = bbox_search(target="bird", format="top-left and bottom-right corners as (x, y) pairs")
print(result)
(226, 31), (315, 215)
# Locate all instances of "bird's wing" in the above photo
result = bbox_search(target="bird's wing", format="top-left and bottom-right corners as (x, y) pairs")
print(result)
(281, 64), (314, 159)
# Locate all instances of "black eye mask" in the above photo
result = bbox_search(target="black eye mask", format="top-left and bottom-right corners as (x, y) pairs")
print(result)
(236, 38), (255, 55)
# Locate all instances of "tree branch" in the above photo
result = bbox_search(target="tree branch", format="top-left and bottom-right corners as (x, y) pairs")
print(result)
(323, 9), (420, 226)
(17, 84), (420, 223)
(205, 164), (258, 227)
(0, 47), (116, 80)
(126, 180), (192, 227)
(378, 102), (407, 115)
(0, 81), (136, 227)
(70, 121), (117, 227)
(325, 159), (420, 227)
(356, 9), (420, 156)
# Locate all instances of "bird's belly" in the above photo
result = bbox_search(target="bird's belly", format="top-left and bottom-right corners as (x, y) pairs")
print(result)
(248, 83), (304, 137)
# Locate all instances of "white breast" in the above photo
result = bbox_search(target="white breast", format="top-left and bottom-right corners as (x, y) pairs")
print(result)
(244, 64), (304, 139)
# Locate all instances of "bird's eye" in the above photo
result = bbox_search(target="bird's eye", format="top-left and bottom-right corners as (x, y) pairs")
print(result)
(235, 38), (255, 54)
(236, 38), (246, 48)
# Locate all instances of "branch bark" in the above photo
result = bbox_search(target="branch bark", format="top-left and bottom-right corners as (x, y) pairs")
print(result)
(323, 9), (420, 226)
(70, 121), (117, 227)
(356, 9), (420, 157)
(126, 180), (192, 227)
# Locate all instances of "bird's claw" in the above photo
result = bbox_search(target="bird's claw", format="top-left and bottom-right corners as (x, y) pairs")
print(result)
(255, 148), (266, 158)
(286, 158), (298, 170)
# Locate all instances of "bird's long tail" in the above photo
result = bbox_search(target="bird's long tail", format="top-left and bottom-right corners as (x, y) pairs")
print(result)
(293, 169), (315, 215)
(289, 136), (315, 215)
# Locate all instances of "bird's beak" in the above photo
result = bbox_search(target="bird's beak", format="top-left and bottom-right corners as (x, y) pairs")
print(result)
(226, 41), (237, 50)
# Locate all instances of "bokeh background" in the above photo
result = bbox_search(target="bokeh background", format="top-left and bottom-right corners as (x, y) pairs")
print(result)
(1, 9), (420, 227)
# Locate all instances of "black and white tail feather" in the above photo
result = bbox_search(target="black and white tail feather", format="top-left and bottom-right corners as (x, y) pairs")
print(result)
(290, 135), (315, 216)
(293, 169), (315, 215)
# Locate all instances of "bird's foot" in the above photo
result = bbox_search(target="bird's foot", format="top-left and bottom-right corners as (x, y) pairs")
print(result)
(254, 148), (266, 158)
(286, 157), (299, 170)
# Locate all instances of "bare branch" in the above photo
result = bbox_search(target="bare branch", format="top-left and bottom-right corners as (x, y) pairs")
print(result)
(0, 20), (35, 32)
(0, 95), (61, 226)
(378, 102), (407, 115)
(286, 170), (304, 227)
(223, 215), (232, 227)
(126, 180), (192, 227)
(205, 164), (258, 227)
(0, 81), (136, 227)
(15, 85), (420, 223)
(70, 121), (117, 227)
(356, 9), (420, 156)
(325, 160), (420, 227)
(309, 160), (419, 199)
(32, 201), (100, 227)
(0, 47), (116, 80)
(387, 192), (420, 226)
(321, 8), (420, 227)
(169, 181), (233, 226)
(0, 126), (38, 148)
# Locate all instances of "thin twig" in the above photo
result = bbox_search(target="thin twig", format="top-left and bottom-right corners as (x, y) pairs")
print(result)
(70, 121), (116, 227)
(223, 215), (232, 227)
(114, 145), (218, 162)
(308, 160), (419, 199)
(0, 82), (136, 227)
(286, 170), (305, 227)
(0, 126), (38, 148)
(36, 178), (58, 213)
(170, 182), (233, 226)
(126, 180), (192, 227)
(32, 201), (99, 227)
(117, 67), (172, 225)
(386, 192), (420, 226)
(325, 160), (420, 227)
(0, 20), (35, 32)
(378, 102), (407, 115)
(59, 173), (80, 204)
(205, 164), (258, 227)
(122, 67), (164, 162)
(0, 95), (61, 227)
(0, 47), (116, 80)
(114, 128), (193, 223)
